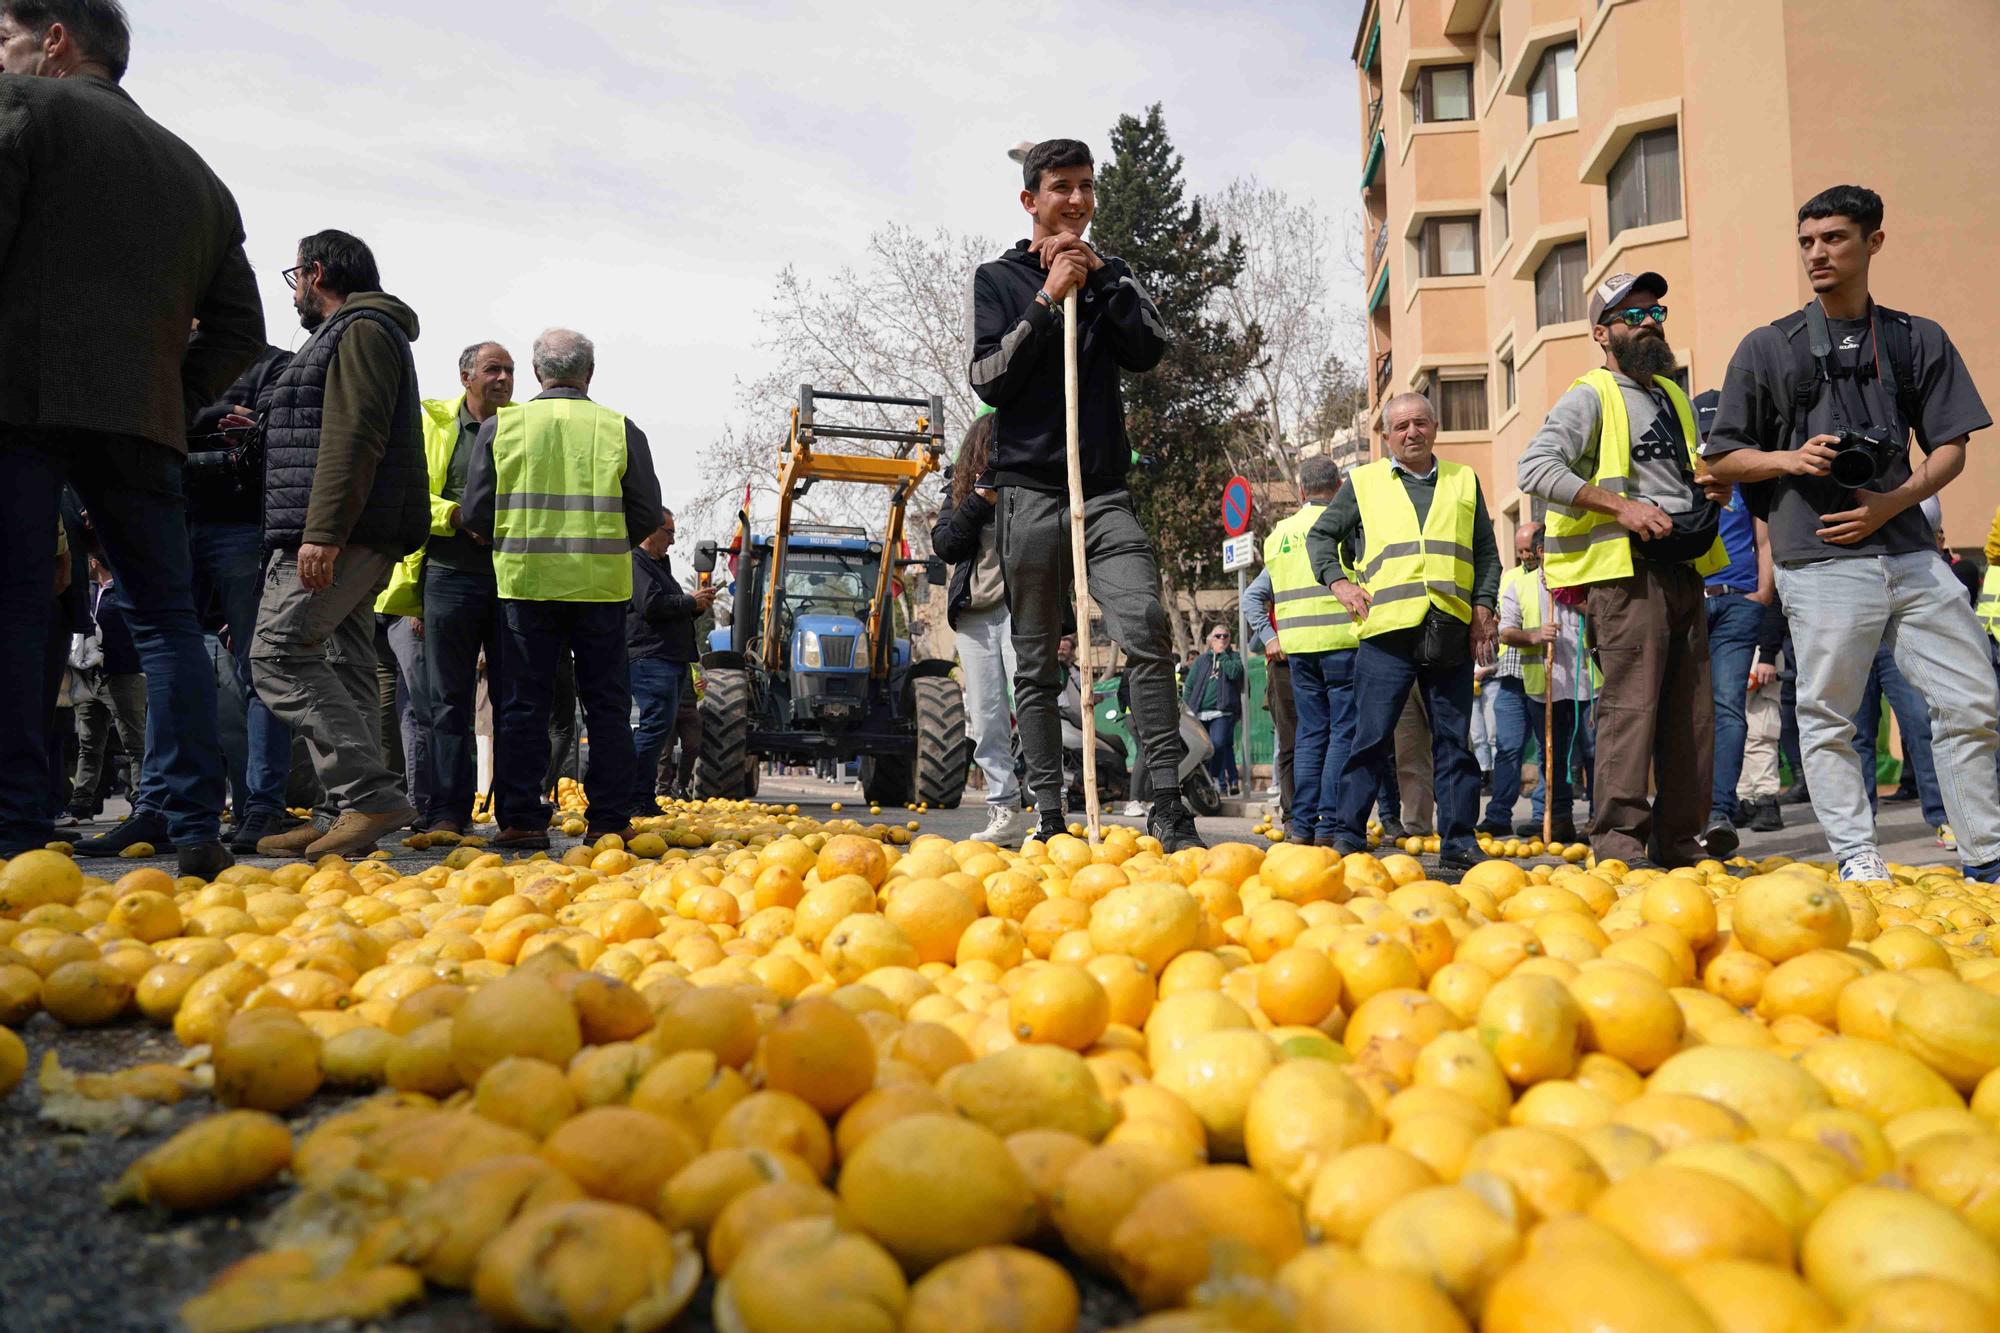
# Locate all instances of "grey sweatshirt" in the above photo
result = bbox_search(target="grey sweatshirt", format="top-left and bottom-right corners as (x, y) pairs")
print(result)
(1517, 373), (1699, 514)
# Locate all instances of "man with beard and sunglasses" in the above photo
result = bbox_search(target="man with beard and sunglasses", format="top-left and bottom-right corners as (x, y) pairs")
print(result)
(1518, 273), (1733, 869)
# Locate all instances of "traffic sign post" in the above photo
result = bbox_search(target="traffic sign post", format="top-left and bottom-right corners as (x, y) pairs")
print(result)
(1220, 477), (1256, 805)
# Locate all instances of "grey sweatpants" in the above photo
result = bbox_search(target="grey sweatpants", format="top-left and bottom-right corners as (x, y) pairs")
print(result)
(251, 547), (405, 822)
(999, 486), (1185, 812)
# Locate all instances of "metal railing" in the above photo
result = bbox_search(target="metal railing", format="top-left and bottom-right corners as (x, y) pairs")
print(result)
(1367, 96), (1383, 141)
(1375, 351), (1393, 392)
(1371, 224), (1388, 272)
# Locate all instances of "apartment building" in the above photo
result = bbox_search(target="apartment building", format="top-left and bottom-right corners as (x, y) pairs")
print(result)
(1352, 0), (2000, 548)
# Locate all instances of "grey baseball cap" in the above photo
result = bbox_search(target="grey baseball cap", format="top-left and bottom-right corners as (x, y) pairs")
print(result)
(1588, 271), (1668, 325)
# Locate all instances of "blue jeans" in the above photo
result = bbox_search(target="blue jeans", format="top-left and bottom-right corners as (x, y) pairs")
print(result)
(630, 656), (686, 813)
(1706, 592), (1763, 821)
(1332, 629), (1481, 854)
(1204, 714), (1238, 787)
(1289, 651), (1341, 841)
(495, 599), (635, 832)
(169, 520), (289, 818)
(423, 563), (507, 825)
(1482, 676), (1544, 828)
(0, 434), (225, 848)
(1852, 640), (1947, 829)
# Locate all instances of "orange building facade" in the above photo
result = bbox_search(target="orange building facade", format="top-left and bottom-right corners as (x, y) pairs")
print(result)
(1353, 0), (2000, 550)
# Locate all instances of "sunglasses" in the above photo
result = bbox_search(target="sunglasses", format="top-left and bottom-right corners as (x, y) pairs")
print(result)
(1602, 304), (1668, 328)
(280, 261), (319, 292)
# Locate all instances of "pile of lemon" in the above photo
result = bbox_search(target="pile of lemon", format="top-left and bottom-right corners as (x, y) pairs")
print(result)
(4, 815), (2000, 1333)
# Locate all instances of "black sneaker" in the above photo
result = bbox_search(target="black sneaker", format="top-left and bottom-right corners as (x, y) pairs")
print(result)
(1146, 796), (1206, 854)
(1474, 820), (1511, 837)
(1885, 783), (1920, 804)
(177, 841), (234, 880)
(1747, 796), (1784, 833)
(228, 809), (299, 854)
(1437, 846), (1487, 876)
(1779, 784), (1811, 807)
(1700, 814), (1740, 859)
(75, 811), (173, 857)
(1377, 817), (1410, 842)
(1024, 814), (1067, 851)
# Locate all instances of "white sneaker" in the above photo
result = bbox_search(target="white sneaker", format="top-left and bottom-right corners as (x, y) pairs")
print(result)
(1838, 849), (1892, 883)
(1938, 824), (1957, 848)
(1119, 801), (1148, 817)
(977, 806), (1035, 845)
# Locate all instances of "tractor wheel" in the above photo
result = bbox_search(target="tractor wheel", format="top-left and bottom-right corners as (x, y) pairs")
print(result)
(694, 668), (754, 800)
(913, 676), (973, 809)
(860, 754), (913, 808)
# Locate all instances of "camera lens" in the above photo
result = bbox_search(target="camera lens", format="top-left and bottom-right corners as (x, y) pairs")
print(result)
(1828, 442), (1880, 489)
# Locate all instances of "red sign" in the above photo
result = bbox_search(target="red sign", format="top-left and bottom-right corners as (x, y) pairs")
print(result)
(1221, 476), (1253, 537)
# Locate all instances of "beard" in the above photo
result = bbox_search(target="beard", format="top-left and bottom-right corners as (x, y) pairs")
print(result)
(1613, 328), (1676, 382)
(295, 292), (325, 332)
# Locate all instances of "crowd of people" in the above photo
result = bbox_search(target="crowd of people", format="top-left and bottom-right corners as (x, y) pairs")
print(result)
(5, 2), (1998, 890)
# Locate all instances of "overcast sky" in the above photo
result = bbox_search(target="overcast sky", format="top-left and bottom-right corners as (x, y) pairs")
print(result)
(132, 1), (1365, 530)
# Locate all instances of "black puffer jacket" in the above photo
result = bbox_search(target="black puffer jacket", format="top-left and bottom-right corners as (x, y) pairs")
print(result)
(186, 344), (291, 525)
(262, 298), (427, 554)
(928, 490), (995, 630)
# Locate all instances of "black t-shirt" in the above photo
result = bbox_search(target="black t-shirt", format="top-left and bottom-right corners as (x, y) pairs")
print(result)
(1703, 304), (1990, 565)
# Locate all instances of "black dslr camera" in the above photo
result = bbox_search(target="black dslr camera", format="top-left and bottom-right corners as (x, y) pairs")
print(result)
(1827, 425), (1900, 489)
(183, 422), (264, 501)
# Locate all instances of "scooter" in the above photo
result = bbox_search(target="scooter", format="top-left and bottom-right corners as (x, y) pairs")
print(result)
(1084, 695), (1223, 817)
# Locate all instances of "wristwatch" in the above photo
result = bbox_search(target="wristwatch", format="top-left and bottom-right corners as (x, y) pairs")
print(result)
(1034, 289), (1056, 313)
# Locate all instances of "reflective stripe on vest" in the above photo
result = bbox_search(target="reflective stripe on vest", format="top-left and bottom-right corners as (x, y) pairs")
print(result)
(490, 397), (634, 602)
(1979, 565), (2000, 645)
(1515, 565), (1602, 697)
(1542, 370), (1728, 589)
(1349, 458), (1478, 637)
(1262, 502), (1356, 653)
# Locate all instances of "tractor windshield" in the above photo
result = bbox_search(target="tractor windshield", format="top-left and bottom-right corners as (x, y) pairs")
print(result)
(783, 555), (872, 620)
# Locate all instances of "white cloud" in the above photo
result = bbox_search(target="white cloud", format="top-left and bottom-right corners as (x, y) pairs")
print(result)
(130, 0), (1365, 529)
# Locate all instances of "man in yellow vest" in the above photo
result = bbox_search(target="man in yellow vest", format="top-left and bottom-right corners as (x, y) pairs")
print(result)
(460, 328), (663, 849)
(1263, 456), (1353, 845)
(375, 341), (515, 838)
(1519, 272), (1732, 869)
(1306, 392), (1500, 871)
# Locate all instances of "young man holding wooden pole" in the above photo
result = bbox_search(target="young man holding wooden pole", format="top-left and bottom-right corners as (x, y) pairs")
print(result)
(966, 138), (1204, 852)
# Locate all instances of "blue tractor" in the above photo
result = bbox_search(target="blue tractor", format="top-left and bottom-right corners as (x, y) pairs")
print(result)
(689, 386), (972, 807)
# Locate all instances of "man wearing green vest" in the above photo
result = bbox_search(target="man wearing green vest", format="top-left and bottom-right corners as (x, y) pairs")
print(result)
(1519, 272), (1732, 869)
(1264, 456), (1354, 845)
(460, 328), (663, 848)
(1307, 392), (1500, 871)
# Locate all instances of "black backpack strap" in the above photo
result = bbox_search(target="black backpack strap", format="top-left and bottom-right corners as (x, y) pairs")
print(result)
(1771, 306), (1823, 439)
(1872, 303), (1928, 449)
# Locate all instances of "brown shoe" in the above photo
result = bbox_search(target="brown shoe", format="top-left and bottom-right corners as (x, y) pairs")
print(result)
(492, 827), (552, 851)
(425, 819), (464, 837)
(305, 802), (420, 859)
(256, 822), (325, 857)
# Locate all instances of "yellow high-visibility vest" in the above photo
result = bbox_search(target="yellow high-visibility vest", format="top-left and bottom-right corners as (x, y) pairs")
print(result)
(490, 396), (633, 603)
(1263, 502), (1357, 653)
(374, 395), (469, 617)
(1978, 565), (2000, 644)
(1349, 458), (1478, 638)
(1542, 369), (1728, 590)
(1515, 564), (1602, 698)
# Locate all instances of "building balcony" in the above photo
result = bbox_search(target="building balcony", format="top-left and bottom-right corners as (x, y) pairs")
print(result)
(1375, 350), (1393, 393)
(1401, 122), (1482, 206)
(1371, 223), (1389, 274)
(1367, 95), (1383, 142)
(1361, 130), (1386, 192)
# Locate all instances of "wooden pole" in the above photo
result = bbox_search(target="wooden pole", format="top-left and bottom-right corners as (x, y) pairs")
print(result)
(1063, 290), (1100, 845)
(1541, 573), (1556, 847)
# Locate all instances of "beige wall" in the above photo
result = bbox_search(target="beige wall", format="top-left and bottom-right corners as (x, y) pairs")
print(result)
(1358, 0), (2000, 549)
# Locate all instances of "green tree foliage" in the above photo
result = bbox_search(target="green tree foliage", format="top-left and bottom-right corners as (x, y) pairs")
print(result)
(1092, 104), (1255, 627)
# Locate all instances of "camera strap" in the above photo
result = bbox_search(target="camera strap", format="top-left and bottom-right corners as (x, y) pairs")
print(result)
(1801, 300), (1844, 434)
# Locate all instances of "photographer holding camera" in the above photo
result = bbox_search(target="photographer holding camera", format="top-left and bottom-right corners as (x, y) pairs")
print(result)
(1705, 185), (2000, 885)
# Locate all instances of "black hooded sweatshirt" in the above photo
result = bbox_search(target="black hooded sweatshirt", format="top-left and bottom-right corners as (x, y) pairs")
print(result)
(965, 240), (1167, 496)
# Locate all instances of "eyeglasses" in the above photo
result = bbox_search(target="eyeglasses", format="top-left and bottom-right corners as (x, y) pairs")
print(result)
(280, 261), (318, 292)
(1602, 304), (1668, 328)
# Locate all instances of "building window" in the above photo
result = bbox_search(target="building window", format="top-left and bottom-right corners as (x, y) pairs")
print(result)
(1420, 216), (1481, 277)
(1491, 181), (1509, 251)
(1534, 240), (1589, 328)
(1608, 127), (1682, 239)
(1439, 377), (1489, 433)
(1669, 365), (1690, 393)
(1415, 64), (1473, 124)
(1501, 353), (1517, 410)
(1527, 42), (1577, 127)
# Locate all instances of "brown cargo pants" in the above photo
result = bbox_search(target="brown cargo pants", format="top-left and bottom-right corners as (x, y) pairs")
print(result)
(1584, 561), (1712, 864)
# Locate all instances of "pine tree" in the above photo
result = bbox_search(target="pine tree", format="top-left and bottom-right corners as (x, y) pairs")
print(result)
(1091, 104), (1254, 644)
